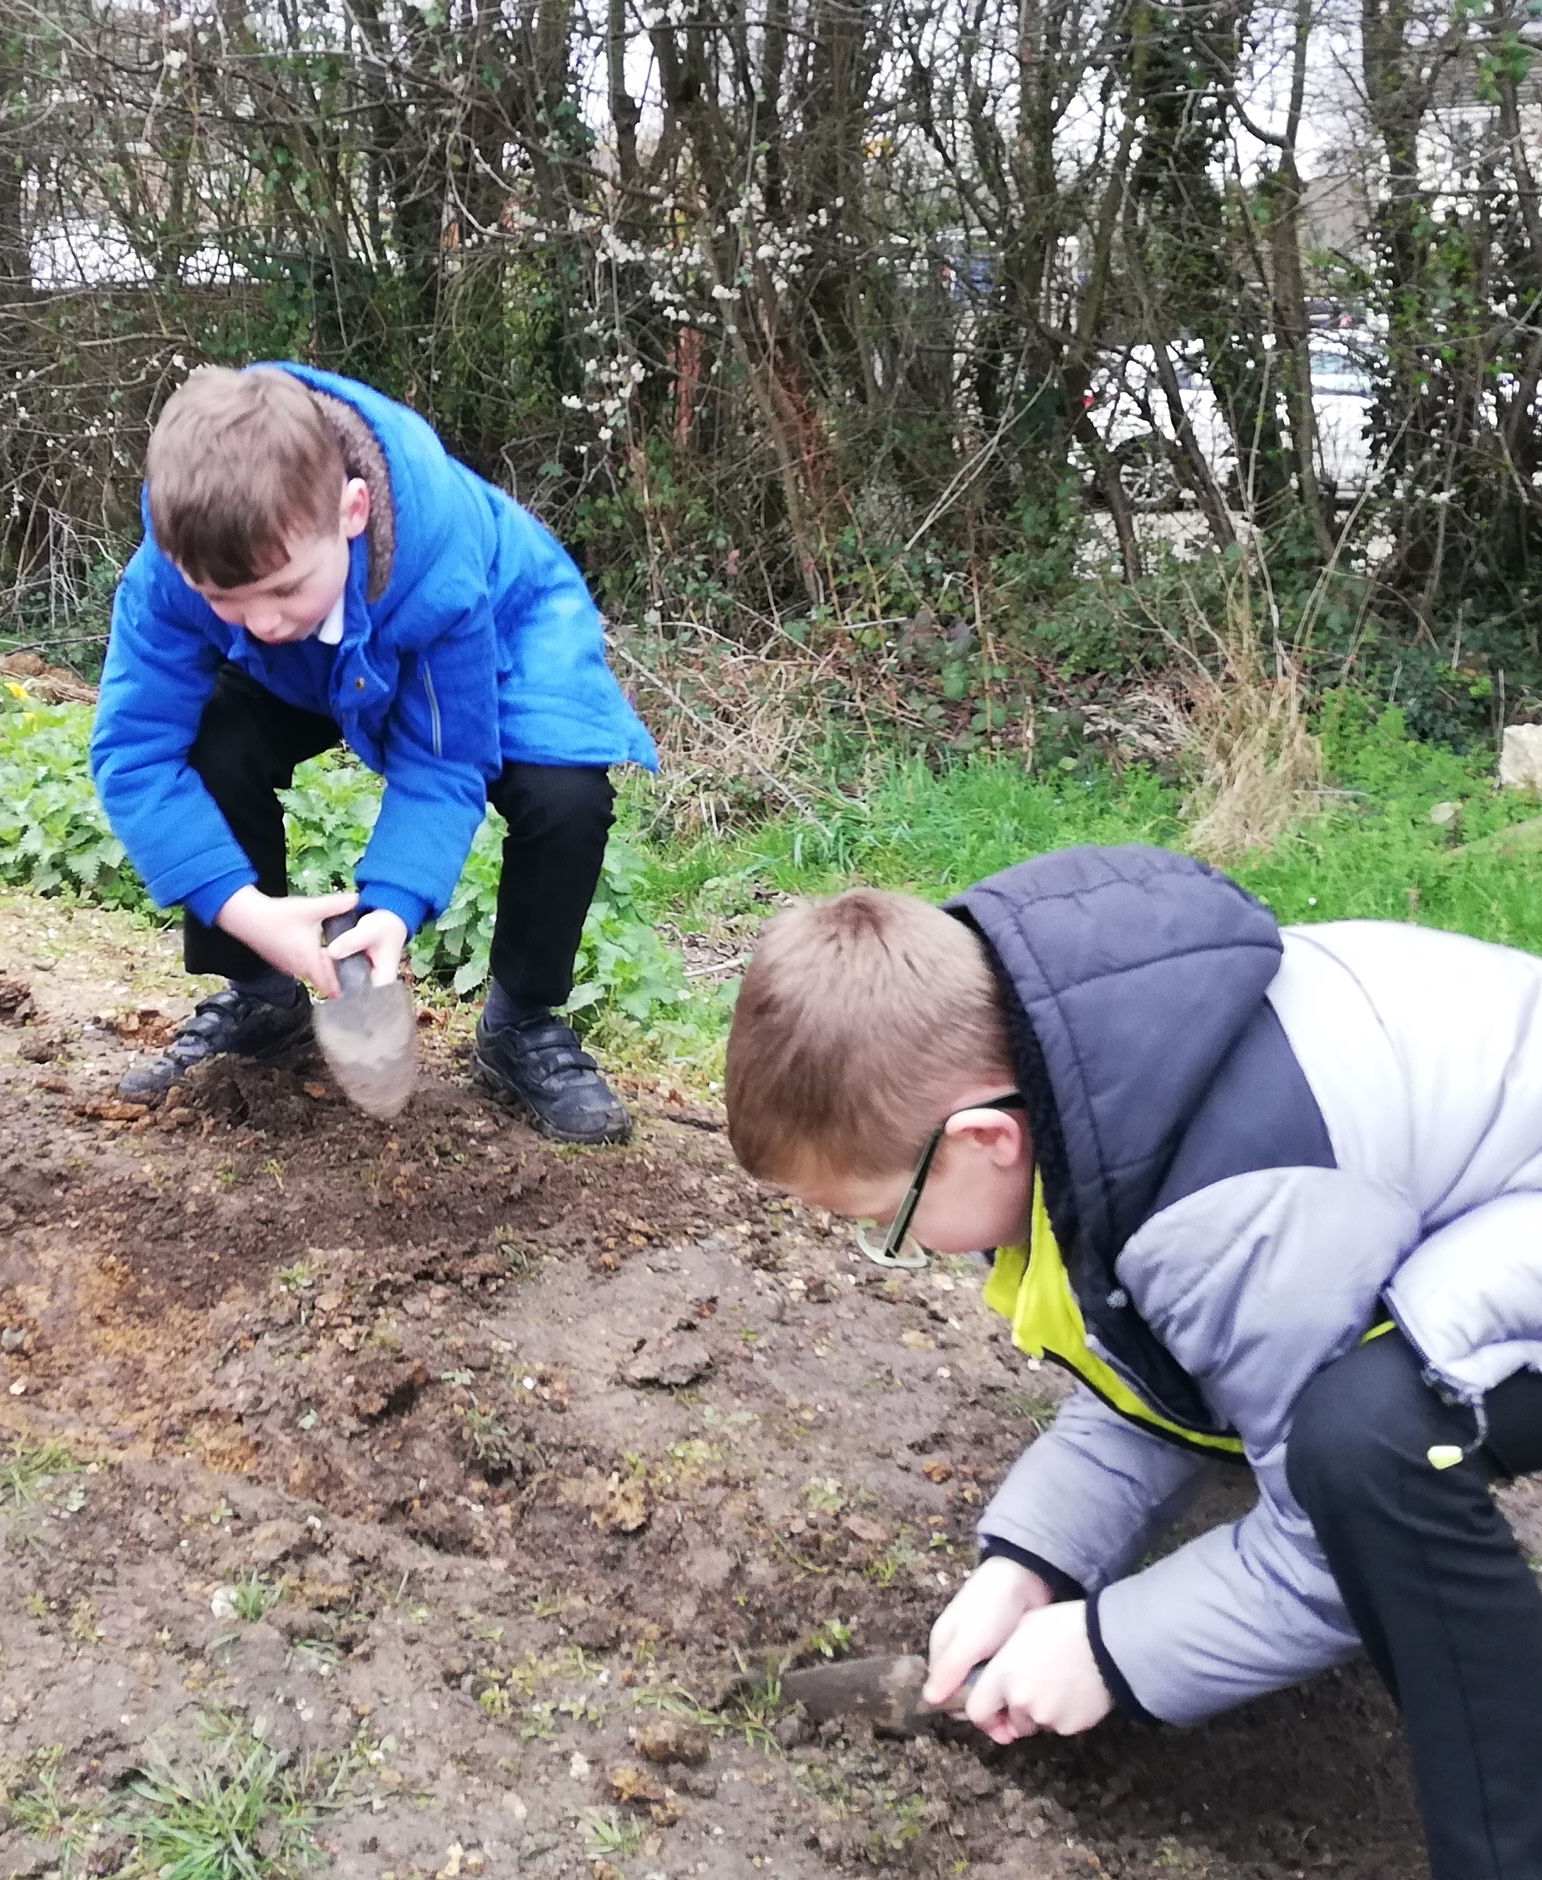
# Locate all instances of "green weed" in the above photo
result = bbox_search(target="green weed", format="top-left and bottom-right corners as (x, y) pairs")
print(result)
(2, 1744), (98, 1846)
(216, 1574), (281, 1623)
(118, 1723), (328, 1880)
(810, 1616), (855, 1658)
(720, 1661), (784, 1749)
(0, 1441), (83, 1506)
(0, 702), (693, 1037)
(291, 1637), (341, 1674)
(803, 1476), (846, 1515)
(459, 1399), (526, 1476)
(580, 1806), (644, 1856)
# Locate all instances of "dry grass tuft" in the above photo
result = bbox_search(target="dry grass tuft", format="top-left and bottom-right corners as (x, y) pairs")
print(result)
(1170, 559), (1325, 863)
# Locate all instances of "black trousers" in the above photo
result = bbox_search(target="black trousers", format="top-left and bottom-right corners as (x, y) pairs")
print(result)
(1288, 1331), (1542, 1880)
(183, 663), (615, 1009)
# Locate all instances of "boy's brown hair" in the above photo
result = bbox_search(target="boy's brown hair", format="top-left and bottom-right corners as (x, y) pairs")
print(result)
(146, 366), (345, 589)
(726, 888), (1015, 1182)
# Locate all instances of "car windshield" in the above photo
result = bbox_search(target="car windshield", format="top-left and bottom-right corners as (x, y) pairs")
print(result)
(1310, 349), (1373, 392)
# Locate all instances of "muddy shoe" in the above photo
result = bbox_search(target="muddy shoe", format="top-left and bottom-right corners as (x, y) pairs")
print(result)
(473, 1014), (631, 1145)
(117, 986), (313, 1101)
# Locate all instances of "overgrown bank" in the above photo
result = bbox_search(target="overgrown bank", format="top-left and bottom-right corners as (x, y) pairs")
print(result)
(6, 684), (1542, 1092)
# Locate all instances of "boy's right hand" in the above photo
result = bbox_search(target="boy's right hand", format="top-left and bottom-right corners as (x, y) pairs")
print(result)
(923, 1554), (1056, 1709)
(215, 886), (360, 999)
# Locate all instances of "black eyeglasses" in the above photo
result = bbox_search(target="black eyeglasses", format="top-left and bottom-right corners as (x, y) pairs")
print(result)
(854, 1091), (1026, 1269)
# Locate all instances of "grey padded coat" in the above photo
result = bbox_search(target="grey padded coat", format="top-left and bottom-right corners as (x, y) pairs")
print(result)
(950, 846), (1542, 1727)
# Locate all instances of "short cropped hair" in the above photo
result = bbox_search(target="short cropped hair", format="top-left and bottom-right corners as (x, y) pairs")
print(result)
(726, 888), (1015, 1182)
(146, 366), (345, 588)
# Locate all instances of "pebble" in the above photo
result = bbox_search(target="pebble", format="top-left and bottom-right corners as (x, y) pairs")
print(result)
(634, 1716), (713, 1766)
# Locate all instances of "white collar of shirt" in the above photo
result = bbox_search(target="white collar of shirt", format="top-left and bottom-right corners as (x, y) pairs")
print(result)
(317, 592), (346, 646)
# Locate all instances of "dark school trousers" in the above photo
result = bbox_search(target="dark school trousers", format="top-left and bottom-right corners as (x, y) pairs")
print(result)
(182, 662), (615, 1009)
(1287, 1329), (1542, 1880)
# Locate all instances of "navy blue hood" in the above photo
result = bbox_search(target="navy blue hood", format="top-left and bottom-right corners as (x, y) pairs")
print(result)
(949, 844), (1288, 1264)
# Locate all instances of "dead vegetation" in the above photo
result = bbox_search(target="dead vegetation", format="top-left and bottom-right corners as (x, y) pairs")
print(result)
(1176, 560), (1326, 863)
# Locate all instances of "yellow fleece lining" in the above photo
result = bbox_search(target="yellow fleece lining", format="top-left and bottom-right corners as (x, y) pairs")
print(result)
(983, 1171), (1245, 1457)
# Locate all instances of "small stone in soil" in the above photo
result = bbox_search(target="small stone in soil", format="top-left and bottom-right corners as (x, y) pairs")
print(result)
(0, 975), (36, 1024)
(634, 1716), (713, 1766)
(622, 1334), (714, 1389)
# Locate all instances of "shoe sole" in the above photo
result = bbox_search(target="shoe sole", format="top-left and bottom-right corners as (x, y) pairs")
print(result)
(471, 1048), (632, 1146)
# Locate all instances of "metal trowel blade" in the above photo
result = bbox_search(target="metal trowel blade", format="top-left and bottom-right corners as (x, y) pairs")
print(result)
(313, 977), (417, 1119)
(779, 1655), (956, 1735)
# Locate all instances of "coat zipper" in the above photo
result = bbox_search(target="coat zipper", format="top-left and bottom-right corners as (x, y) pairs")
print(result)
(422, 660), (443, 757)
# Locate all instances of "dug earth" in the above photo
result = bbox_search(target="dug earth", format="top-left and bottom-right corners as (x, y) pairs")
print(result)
(0, 891), (1504, 1879)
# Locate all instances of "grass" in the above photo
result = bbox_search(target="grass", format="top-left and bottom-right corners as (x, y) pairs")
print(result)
(633, 1670), (784, 1751)
(0, 1717), (355, 1879)
(9, 672), (1542, 1083)
(2, 1745), (95, 1844)
(634, 695), (1542, 965)
(0, 1441), (84, 1506)
(580, 1806), (645, 1857)
(118, 1719), (349, 1879)
(213, 1573), (282, 1623)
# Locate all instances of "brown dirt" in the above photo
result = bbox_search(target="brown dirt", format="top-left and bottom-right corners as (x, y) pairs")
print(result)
(0, 892), (1443, 1879)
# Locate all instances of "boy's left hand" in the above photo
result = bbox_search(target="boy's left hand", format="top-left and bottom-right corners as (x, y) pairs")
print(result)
(325, 908), (410, 989)
(963, 1600), (1114, 1744)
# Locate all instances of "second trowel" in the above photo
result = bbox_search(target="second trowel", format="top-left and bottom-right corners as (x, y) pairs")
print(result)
(314, 911), (417, 1120)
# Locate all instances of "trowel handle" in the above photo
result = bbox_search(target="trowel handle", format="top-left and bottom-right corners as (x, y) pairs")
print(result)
(321, 911), (373, 996)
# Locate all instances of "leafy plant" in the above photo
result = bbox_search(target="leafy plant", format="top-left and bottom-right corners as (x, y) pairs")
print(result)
(280, 752), (382, 896)
(0, 703), (692, 1036)
(0, 1441), (83, 1506)
(119, 1726), (321, 1880)
(0, 704), (143, 906)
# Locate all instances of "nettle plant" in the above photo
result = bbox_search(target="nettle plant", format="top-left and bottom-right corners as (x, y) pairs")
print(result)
(0, 702), (139, 904)
(278, 750), (686, 1016)
(0, 706), (689, 1033)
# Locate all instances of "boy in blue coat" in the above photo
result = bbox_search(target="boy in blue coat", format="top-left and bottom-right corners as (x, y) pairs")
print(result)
(91, 364), (657, 1142)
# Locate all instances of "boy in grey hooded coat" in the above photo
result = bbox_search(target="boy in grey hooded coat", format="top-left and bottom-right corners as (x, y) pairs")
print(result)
(725, 844), (1542, 1880)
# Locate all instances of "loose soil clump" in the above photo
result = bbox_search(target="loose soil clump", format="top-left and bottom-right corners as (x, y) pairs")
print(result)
(0, 895), (1436, 1877)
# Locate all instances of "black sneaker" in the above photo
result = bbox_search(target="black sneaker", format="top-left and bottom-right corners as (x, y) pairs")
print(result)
(117, 986), (313, 1101)
(473, 1014), (631, 1145)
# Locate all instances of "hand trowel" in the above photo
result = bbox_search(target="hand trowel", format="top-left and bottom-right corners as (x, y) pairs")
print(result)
(314, 911), (417, 1120)
(774, 1655), (976, 1736)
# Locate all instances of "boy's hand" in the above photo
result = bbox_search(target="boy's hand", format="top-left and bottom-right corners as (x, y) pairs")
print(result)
(963, 1600), (1113, 1744)
(924, 1555), (1056, 1710)
(325, 909), (410, 989)
(214, 886), (359, 999)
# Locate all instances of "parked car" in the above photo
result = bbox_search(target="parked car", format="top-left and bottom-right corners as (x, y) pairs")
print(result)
(1081, 336), (1377, 511)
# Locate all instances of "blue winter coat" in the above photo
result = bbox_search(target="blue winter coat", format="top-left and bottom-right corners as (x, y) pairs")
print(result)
(91, 364), (656, 935)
